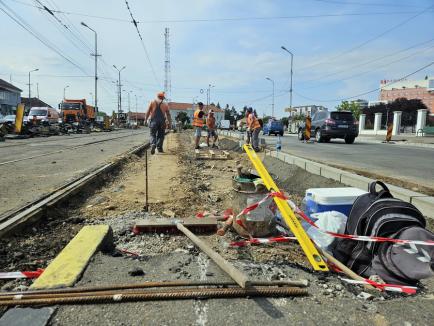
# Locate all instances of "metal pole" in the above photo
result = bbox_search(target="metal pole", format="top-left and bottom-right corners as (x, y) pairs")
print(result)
(36, 83), (39, 99)
(64, 85), (69, 100)
(290, 52), (293, 111)
(266, 77), (274, 117)
(135, 94), (138, 126)
(94, 31), (98, 113)
(28, 71), (30, 109)
(119, 70), (122, 113)
(144, 148), (149, 212)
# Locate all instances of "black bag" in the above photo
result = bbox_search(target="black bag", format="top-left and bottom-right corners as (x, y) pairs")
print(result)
(333, 181), (432, 284)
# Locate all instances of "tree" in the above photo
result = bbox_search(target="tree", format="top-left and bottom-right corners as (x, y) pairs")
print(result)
(336, 101), (362, 120)
(216, 102), (221, 109)
(281, 117), (289, 127)
(175, 112), (190, 125)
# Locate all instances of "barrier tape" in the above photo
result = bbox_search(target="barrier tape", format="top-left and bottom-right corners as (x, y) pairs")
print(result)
(340, 278), (417, 295)
(230, 192), (434, 247)
(196, 208), (234, 220)
(230, 236), (297, 247)
(0, 268), (44, 279)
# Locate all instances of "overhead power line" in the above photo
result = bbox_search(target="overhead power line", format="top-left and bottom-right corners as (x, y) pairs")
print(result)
(312, 0), (425, 8)
(294, 60), (434, 103)
(124, 0), (159, 86)
(9, 0), (433, 23)
(298, 4), (434, 72)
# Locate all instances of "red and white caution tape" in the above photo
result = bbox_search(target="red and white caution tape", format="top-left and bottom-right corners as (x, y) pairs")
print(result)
(230, 236), (297, 247)
(231, 191), (434, 247)
(287, 200), (434, 247)
(0, 268), (44, 279)
(196, 208), (234, 220)
(340, 278), (418, 295)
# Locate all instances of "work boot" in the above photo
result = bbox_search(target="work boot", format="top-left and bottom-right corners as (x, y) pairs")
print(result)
(212, 144), (218, 149)
(254, 147), (260, 152)
(157, 148), (164, 153)
(150, 145), (156, 155)
(195, 146), (200, 150)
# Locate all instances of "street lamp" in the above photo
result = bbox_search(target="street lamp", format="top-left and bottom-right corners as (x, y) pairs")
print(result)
(207, 84), (215, 108)
(266, 77), (275, 118)
(134, 94), (138, 126)
(63, 85), (70, 100)
(81, 22), (100, 113)
(281, 46), (294, 111)
(28, 68), (39, 109)
(113, 65), (126, 115)
(89, 92), (93, 106)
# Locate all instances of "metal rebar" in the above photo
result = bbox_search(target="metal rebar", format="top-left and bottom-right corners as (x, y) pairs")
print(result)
(0, 286), (307, 306)
(144, 148), (149, 211)
(0, 279), (309, 300)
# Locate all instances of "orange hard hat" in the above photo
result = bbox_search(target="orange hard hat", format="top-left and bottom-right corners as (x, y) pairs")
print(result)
(157, 91), (165, 99)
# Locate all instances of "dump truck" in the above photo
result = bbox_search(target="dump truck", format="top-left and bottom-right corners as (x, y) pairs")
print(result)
(59, 99), (96, 132)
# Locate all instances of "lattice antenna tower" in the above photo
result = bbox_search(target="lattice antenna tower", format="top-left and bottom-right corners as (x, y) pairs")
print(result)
(164, 27), (171, 101)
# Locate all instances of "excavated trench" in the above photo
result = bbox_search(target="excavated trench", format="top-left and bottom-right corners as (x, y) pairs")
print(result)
(1, 131), (433, 324)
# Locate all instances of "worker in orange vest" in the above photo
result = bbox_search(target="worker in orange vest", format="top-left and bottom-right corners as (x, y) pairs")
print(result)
(206, 109), (218, 148)
(145, 91), (172, 154)
(193, 102), (205, 150)
(246, 107), (261, 152)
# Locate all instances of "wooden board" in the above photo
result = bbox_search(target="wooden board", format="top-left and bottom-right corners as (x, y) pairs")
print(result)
(195, 149), (230, 160)
(134, 218), (218, 234)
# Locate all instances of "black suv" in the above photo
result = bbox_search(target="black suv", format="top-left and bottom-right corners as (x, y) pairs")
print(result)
(298, 110), (358, 144)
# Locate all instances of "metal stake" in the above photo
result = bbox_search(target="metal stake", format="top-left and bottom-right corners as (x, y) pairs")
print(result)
(144, 148), (149, 211)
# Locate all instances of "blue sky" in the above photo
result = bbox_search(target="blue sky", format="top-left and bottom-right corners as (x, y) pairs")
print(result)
(1, 0), (433, 116)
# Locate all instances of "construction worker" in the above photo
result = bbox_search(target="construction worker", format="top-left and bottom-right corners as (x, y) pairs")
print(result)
(193, 102), (205, 150)
(145, 91), (172, 155)
(206, 109), (218, 148)
(246, 107), (261, 152)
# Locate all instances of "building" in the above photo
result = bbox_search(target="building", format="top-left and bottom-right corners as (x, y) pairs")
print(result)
(0, 79), (22, 116)
(127, 112), (146, 126)
(286, 105), (327, 117)
(167, 102), (224, 126)
(368, 100), (389, 107)
(351, 99), (368, 109)
(379, 77), (434, 114)
(21, 97), (53, 114)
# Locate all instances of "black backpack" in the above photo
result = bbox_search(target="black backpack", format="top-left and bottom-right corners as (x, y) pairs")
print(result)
(333, 181), (433, 284)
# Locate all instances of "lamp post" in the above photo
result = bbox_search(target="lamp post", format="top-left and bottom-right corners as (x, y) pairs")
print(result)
(266, 77), (275, 118)
(207, 84), (215, 109)
(281, 46), (294, 111)
(28, 68), (38, 109)
(81, 22), (100, 113)
(63, 85), (70, 100)
(134, 94), (138, 126)
(89, 92), (93, 106)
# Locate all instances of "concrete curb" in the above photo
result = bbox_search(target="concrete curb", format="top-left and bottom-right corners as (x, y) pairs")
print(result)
(219, 130), (434, 219)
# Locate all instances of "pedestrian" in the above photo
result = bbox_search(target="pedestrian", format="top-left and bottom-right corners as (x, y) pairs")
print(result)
(246, 107), (261, 152)
(193, 102), (205, 150)
(145, 91), (172, 155)
(206, 109), (218, 148)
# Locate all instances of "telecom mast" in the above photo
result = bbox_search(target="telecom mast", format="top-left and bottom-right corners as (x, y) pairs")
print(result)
(164, 27), (171, 101)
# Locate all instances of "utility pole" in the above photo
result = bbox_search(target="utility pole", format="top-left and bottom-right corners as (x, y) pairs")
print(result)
(113, 65), (126, 116)
(81, 22), (101, 113)
(266, 77), (275, 117)
(89, 92), (93, 105)
(135, 94), (138, 126)
(28, 68), (38, 110)
(36, 83), (40, 99)
(207, 84), (214, 109)
(281, 46), (294, 110)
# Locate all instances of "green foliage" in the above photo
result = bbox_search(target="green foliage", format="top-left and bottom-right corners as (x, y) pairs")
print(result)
(336, 101), (362, 119)
(281, 117), (289, 127)
(175, 111), (190, 125)
(290, 113), (306, 123)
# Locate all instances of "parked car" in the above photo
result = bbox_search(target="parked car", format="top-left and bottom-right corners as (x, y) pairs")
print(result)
(0, 115), (16, 125)
(263, 119), (284, 136)
(298, 110), (358, 144)
(27, 107), (60, 125)
(219, 119), (230, 130)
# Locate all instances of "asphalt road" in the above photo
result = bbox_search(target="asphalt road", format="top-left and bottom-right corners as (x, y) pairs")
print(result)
(0, 129), (149, 216)
(259, 133), (434, 189)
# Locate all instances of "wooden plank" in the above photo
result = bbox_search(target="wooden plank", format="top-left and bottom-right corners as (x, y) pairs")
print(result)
(31, 225), (112, 289)
(134, 218), (217, 234)
(176, 223), (250, 288)
(209, 150), (215, 158)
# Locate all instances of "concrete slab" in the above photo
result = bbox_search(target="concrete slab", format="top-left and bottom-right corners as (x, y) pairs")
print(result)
(411, 196), (434, 219)
(305, 162), (322, 176)
(276, 151), (286, 161)
(340, 173), (373, 192)
(0, 307), (55, 326)
(293, 157), (307, 170)
(320, 166), (343, 182)
(283, 153), (295, 164)
(31, 225), (113, 289)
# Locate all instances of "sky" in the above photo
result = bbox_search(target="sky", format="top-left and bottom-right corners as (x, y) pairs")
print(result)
(0, 0), (433, 117)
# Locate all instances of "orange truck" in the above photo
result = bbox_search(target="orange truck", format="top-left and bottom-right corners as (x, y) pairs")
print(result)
(59, 99), (95, 124)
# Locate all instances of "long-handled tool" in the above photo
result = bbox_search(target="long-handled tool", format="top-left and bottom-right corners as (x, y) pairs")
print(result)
(144, 148), (149, 212)
(243, 144), (328, 272)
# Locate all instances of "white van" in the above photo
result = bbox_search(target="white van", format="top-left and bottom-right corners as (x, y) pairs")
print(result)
(27, 107), (60, 125)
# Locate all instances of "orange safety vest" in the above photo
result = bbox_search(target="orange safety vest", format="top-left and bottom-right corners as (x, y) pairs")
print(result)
(193, 109), (204, 127)
(247, 113), (261, 130)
